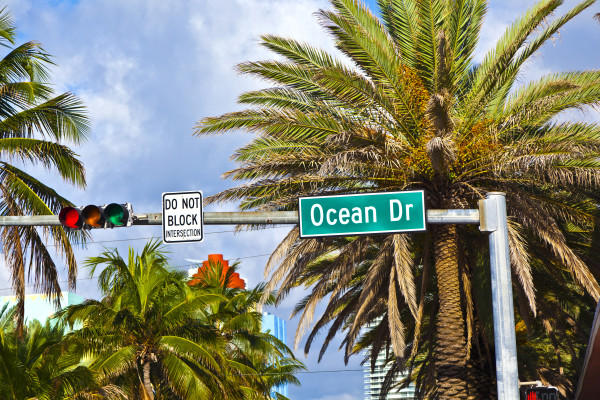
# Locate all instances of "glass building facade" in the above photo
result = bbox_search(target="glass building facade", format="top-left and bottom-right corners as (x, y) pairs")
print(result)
(364, 350), (415, 400)
(262, 312), (288, 398)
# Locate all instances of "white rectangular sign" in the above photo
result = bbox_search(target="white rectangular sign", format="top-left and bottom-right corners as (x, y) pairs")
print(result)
(162, 191), (203, 243)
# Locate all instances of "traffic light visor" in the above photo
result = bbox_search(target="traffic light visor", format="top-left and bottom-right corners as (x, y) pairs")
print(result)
(105, 203), (128, 226)
(82, 205), (104, 227)
(59, 207), (82, 229)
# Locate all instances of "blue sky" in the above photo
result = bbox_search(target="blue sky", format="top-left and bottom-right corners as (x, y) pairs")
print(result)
(1, 1), (599, 399)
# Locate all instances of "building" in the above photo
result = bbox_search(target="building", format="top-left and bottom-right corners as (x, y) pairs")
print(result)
(187, 253), (245, 288)
(189, 254), (289, 398)
(262, 311), (288, 398)
(262, 311), (286, 341)
(0, 292), (84, 323)
(364, 349), (416, 400)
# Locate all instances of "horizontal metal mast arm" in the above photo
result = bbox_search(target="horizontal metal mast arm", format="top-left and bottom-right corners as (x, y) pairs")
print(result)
(0, 215), (62, 226)
(205, 211), (299, 224)
(0, 209), (480, 226)
(426, 209), (479, 224)
(133, 212), (301, 225)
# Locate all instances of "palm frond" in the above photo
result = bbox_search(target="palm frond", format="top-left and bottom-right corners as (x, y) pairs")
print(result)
(464, 0), (561, 122)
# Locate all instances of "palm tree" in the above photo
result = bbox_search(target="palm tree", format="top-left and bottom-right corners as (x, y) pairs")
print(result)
(61, 241), (231, 399)
(0, 6), (90, 333)
(0, 304), (121, 399)
(195, 0), (600, 398)
(188, 259), (304, 399)
(62, 241), (303, 400)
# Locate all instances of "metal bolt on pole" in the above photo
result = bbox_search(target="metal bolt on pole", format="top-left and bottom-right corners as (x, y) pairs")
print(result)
(479, 192), (520, 400)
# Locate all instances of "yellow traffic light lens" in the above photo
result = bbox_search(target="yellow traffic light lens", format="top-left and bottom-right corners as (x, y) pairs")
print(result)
(82, 205), (104, 227)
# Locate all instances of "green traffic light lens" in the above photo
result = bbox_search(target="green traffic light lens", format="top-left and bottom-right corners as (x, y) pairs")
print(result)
(105, 203), (128, 226)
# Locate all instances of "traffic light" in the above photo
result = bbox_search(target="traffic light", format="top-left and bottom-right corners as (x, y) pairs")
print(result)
(59, 203), (133, 229)
(522, 387), (558, 400)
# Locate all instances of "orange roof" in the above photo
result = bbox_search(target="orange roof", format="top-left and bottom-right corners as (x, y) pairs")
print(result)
(188, 254), (246, 289)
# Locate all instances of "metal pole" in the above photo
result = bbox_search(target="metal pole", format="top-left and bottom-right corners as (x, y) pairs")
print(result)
(479, 192), (519, 400)
(0, 201), (521, 396)
(0, 209), (480, 226)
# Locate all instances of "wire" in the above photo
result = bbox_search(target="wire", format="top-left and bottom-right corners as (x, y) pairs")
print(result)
(40, 226), (291, 248)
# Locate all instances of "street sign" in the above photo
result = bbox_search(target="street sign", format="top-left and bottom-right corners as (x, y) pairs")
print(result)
(298, 190), (426, 238)
(162, 191), (203, 243)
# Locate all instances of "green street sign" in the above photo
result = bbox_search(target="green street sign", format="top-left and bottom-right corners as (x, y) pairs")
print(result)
(298, 190), (426, 238)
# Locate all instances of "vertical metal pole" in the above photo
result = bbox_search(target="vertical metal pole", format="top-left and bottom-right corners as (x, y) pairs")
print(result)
(480, 192), (519, 400)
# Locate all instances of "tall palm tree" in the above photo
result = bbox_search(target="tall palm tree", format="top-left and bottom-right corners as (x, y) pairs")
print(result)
(0, 6), (90, 333)
(195, 0), (600, 398)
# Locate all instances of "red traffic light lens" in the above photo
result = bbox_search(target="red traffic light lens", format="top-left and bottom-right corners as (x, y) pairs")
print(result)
(59, 207), (82, 229)
(82, 205), (104, 227)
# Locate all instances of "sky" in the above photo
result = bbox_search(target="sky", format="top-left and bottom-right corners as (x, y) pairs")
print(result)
(1, 0), (599, 399)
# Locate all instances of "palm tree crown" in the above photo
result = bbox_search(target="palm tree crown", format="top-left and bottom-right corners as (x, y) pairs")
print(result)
(195, 0), (600, 398)
(0, 304), (121, 400)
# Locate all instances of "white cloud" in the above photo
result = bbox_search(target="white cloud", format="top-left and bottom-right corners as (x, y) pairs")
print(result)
(0, 258), (12, 294)
(2, 2), (358, 397)
(1, 0), (599, 399)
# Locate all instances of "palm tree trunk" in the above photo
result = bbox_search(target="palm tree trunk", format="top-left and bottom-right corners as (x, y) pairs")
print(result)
(467, 358), (493, 399)
(433, 224), (468, 399)
(142, 360), (154, 400)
